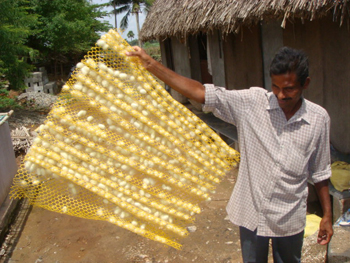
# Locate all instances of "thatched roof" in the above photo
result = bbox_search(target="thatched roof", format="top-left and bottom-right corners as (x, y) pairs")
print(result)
(140, 0), (349, 41)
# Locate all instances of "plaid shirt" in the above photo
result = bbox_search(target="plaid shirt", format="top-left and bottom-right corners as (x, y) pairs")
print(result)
(203, 84), (331, 237)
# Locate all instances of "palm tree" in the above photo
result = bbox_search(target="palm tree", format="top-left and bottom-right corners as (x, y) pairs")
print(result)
(111, 0), (117, 28)
(110, 0), (130, 28)
(127, 30), (135, 41)
(110, 0), (153, 47)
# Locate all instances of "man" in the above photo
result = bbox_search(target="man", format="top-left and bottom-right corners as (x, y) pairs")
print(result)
(126, 46), (333, 262)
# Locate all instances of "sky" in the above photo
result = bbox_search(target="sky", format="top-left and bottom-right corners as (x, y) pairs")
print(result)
(91, 0), (147, 40)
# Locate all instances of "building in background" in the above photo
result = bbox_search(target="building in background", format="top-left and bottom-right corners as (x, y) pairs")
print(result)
(140, 0), (350, 155)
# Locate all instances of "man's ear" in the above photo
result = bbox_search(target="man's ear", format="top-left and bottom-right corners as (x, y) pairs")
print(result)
(303, 77), (310, 90)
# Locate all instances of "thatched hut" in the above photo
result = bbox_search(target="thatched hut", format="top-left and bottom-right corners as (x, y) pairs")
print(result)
(140, 0), (350, 155)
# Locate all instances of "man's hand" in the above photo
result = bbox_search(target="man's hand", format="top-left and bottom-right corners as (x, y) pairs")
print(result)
(314, 179), (333, 245)
(126, 46), (205, 103)
(317, 215), (333, 245)
(126, 46), (154, 70)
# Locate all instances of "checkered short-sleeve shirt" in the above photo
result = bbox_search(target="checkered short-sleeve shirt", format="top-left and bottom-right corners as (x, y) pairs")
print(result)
(203, 84), (331, 237)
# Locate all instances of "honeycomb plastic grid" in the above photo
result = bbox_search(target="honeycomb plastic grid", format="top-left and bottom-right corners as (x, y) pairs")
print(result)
(10, 29), (240, 249)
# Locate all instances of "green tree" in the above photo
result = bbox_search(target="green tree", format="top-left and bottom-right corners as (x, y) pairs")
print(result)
(0, 0), (39, 90)
(127, 30), (135, 41)
(110, 0), (130, 28)
(110, 0), (153, 47)
(28, 0), (112, 77)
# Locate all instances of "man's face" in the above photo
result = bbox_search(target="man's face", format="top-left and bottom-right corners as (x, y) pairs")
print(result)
(271, 72), (309, 112)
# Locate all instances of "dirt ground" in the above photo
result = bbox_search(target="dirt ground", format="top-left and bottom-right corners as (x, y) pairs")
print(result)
(0, 109), (327, 263)
(2, 174), (243, 263)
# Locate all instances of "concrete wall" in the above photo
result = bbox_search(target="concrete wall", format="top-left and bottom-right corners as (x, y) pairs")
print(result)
(223, 25), (264, 90)
(0, 122), (17, 206)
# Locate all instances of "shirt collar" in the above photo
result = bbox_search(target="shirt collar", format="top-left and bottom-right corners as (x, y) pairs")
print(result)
(266, 92), (310, 124)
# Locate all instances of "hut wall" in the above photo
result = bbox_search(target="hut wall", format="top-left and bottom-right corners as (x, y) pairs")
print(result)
(320, 16), (350, 154)
(261, 21), (284, 91)
(169, 37), (189, 103)
(208, 30), (226, 87)
(188, 35), (202, 82)
(283, 18), (324, 107)
(159, 38), (173, 70)
(223, 25), (264, 90)
(283, 15), (350, 154)
(155, 14), (349, 153)
(188, 35), (204, 110)
(159, 38), (174, 93)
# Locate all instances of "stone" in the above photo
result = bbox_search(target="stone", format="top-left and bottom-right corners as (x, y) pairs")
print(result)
(328, 226), (350, 262)
(186, 225), (197, 232)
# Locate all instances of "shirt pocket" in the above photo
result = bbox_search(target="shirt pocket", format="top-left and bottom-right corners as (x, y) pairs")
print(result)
(281, 143), (315, 177)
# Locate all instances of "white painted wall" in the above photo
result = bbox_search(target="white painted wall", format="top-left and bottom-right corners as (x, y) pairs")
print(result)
(0, 122), (17, 206)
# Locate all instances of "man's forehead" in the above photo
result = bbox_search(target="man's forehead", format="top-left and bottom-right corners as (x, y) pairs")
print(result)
(271, 72), (300, 86)
(271, 71), (298, 79)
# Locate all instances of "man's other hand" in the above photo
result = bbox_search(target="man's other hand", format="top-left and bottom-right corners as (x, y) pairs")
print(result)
(317, 216), (333, 245)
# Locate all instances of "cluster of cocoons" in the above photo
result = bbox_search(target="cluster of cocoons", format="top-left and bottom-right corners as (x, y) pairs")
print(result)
(10, 29), (240, 250)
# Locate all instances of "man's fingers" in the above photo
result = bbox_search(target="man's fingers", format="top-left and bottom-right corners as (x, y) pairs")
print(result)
(317, 231), (331, 245)
(317, 217), (333, 245)
(125, 50), (136, 56)
(124, 46), (151, 69)
(317, 236), (329, 245)
(125, 46), (140, 56)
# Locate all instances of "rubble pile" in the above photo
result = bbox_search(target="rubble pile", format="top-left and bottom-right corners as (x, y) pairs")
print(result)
(17, 92), (57, 109)
(11, 126), (36, 153)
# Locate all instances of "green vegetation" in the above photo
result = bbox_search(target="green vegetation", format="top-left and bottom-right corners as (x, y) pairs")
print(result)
(125, 38), (161, 62)
(143, 40), (161, 62)
(0, 88), (21, 110)
(128, 39), (139, 46)
(27, 0), (111, 77)
(0, 0), (112, 109)
(0, 0), (111, 91)
(0, 0), (38, 90)
(127, 30), (135, 41)
(0, 0), (161, 111)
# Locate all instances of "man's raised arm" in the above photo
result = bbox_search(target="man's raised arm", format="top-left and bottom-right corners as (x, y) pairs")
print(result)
(126, 46), (205, 104)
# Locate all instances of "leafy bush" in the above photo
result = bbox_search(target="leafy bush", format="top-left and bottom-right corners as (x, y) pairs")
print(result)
(143, 41), (161, 62)
(127, 39), (139, 46)
(0, 0), (38, 90)
(0, 88), (21, 111)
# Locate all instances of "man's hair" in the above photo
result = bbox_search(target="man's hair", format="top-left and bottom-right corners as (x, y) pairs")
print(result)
(269, 47), (309, 86)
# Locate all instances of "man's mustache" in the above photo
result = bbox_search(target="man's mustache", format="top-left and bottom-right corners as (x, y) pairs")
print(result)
(275, 95), (292, 101)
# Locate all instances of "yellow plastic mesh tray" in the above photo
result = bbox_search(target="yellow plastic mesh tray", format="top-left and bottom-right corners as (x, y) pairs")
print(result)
(10, 29), (240, 249)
